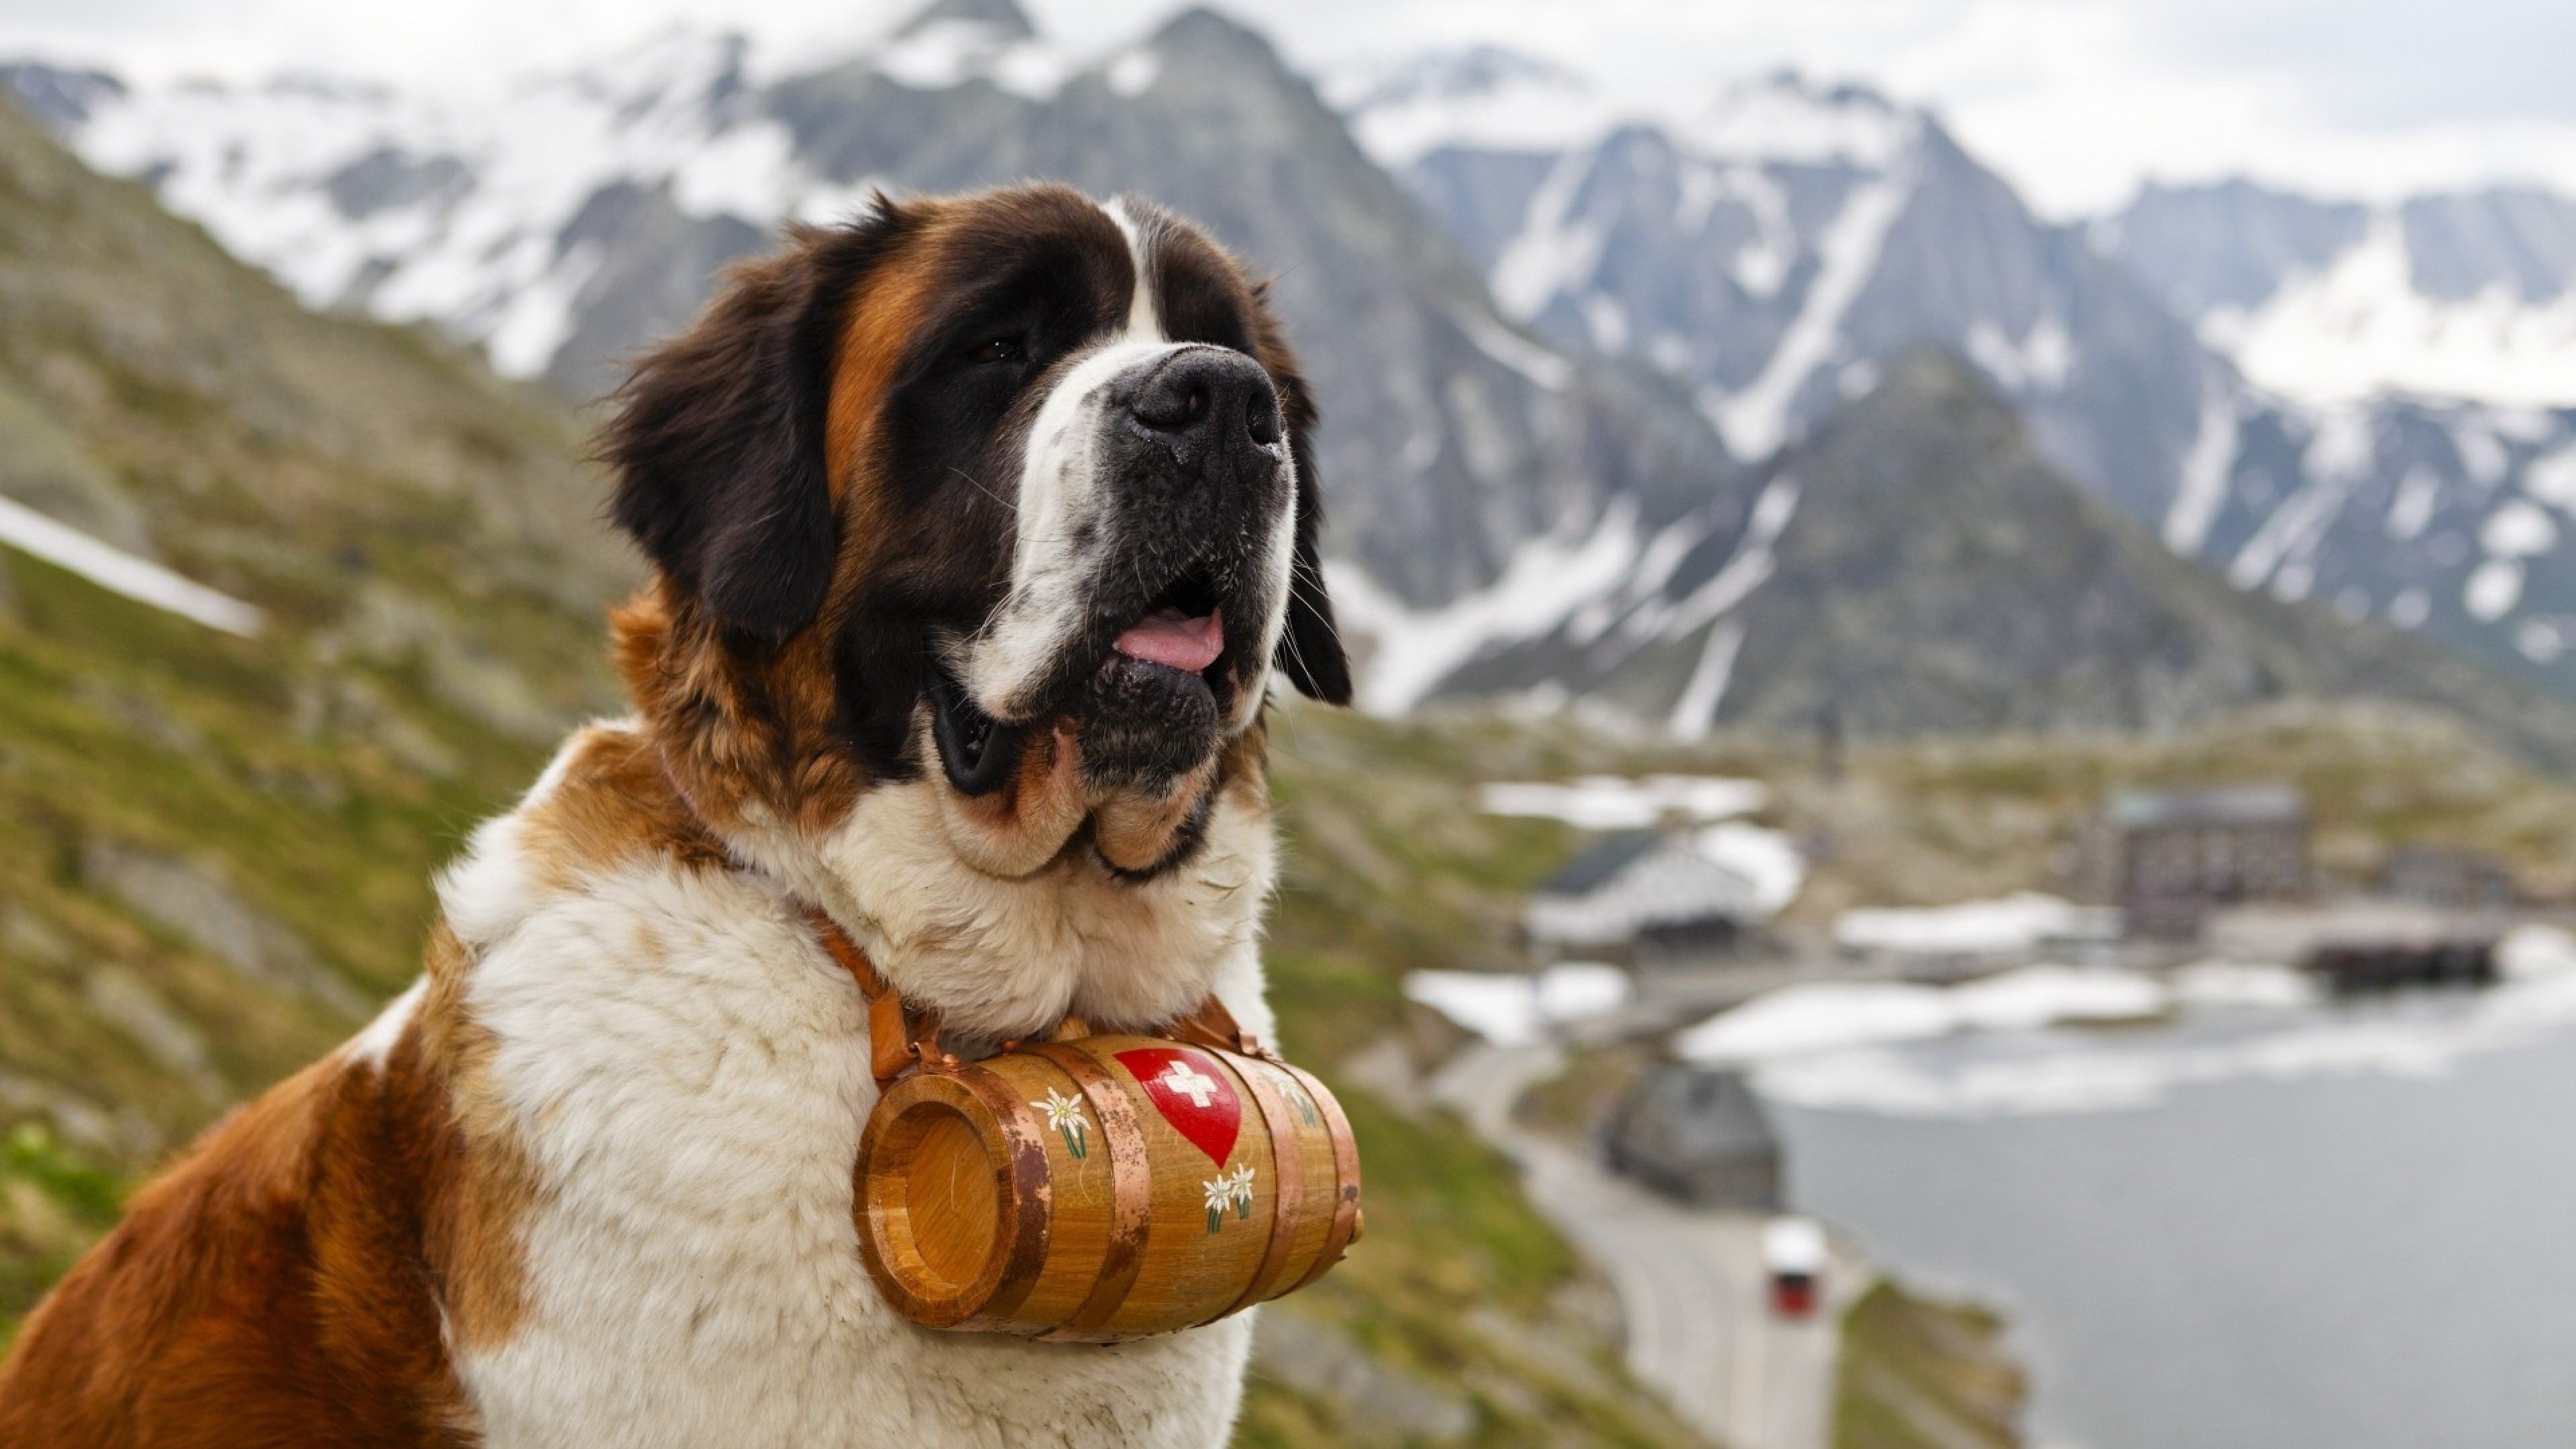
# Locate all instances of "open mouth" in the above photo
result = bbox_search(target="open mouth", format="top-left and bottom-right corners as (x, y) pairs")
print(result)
(930, 667), (1026, 796)
(932, 564), (1232, 798)
(1111, 568), (1225, 677)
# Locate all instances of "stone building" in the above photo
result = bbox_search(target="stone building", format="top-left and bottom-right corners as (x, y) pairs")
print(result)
(2091, 785), (2309, 937)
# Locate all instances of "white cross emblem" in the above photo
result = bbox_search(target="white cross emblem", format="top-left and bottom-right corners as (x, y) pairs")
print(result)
(1159, 1060), (1219, 1109)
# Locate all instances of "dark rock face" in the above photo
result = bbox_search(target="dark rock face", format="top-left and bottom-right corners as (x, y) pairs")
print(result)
(0, 63), (124, 129)
(1445, 352), (2576, 766)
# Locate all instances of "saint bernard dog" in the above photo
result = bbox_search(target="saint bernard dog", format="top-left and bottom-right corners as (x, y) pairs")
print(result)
(0, 184), (1352, 1448)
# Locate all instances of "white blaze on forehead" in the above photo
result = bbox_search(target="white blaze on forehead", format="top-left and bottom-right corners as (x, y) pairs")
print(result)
(965, 195), (1189, 717)
(968, 335), (1193, 714)
(1102, 196), (1165, 344)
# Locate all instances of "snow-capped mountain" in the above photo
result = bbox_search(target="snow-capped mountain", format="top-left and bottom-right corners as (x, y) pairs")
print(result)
(1344, 58), (2576, 708)
(1389, 70), (2224, 524)
(2102, 180), (2576, 410)
(2096, 180), (2576, 686)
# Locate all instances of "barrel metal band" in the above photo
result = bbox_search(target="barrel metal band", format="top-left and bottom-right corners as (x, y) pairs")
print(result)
(949, 1068), (1055, 1330)
(1024, 1043), (1155, 1341)
(1275, 1059), (1361, 1297)
(1211, 1055), (1307, 1323)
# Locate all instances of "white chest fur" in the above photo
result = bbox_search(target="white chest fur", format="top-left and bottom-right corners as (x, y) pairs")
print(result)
(436, 796), (1256, 1448)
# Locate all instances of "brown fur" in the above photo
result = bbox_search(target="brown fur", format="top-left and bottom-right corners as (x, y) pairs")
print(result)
(0, 1024), (470, 1445)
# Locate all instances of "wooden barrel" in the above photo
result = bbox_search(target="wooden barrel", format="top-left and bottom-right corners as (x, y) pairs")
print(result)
(854, 1032), (1362, 1342)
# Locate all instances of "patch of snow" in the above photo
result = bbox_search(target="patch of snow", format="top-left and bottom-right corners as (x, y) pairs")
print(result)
(0, 494), (263, 637)
(1707, 153), (1915, 459)
(2227, 413), (2373, 590)
(1667, 620), (1746, 740)
(1694, 821), (1805, 915)
(2492, 408), (2559, 445)
(1479, 773), (1768, 830)
(1947, 965), (2165, 1031)
(876, 19), (1068, 97)
(2483, 499), (2559, 557)
(1332, 46), (1613, 168)
(2525, 443), (2576, 511)
(1403, 964), (1630, 1048)
(2206, 211), (2576, 409)
(2306, 405), (2379, 480)
(1675, 981), (1957, 1063)
(2169, 961), (2320, 1010)
(2270, 558), (2314, 602)
(1330, 501), (1642, 713)
(2389, 586), (2432, 629)
(1682, 964), (2229, 1076)
(1964, 313), (2072, 393)
(1454, 308), (1574, 390)
(2465, 557), (2524, 621)
(1580, 293), (1631, 352)
(1658, 476), (1801, 637)
(2163, 378), (2241, 551)
(1104, 47), (1161, 97)
(2498, 925), (2576, 980)
(1684, 72), (1911, 171)
(1834, 892), (2095, 957)
(2453, 419), (2512, 486)
(2383, 467), (2443, 541)
(2516, 619), (2565, 662)
(1491, 150), (1609, 321)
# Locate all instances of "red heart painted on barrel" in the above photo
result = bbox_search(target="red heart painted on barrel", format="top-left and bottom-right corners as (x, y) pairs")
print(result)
(1117, 1047), (1240, 1165)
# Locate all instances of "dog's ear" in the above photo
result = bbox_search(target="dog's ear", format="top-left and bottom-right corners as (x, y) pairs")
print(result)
(1254, 302), (1353, 706)
(1279, 440), (1353, 705)
(603, 212), (904, 645)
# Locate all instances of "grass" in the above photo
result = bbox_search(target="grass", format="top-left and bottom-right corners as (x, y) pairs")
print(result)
(1832, 1281), (2025, 1449)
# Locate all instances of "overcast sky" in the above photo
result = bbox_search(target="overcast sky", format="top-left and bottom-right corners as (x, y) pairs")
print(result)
(3, 0), (2571, 217)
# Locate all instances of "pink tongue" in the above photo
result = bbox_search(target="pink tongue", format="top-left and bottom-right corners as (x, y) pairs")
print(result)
(1114, 607), (1225, 673)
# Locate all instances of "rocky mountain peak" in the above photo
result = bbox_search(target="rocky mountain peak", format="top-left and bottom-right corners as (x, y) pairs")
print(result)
(1148, 7), (1298, 75)
(892, 0), (1036, 43)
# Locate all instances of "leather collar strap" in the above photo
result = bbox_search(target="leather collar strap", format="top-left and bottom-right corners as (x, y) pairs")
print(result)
(806, 910), (950, 1087)
(801, 910), (1273, 1088)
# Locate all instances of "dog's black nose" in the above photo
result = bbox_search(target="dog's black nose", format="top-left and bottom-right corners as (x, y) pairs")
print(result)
(1130, 349), (1281, 462)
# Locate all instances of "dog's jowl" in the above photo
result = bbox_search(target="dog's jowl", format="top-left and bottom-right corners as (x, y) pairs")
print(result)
(0, 185), (1352, 1449)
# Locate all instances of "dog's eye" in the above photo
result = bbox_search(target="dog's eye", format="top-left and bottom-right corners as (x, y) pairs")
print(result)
(971, 337), (1024, 366)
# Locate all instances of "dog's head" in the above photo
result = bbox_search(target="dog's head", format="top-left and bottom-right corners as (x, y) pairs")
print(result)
(604, 184), (1348, 883)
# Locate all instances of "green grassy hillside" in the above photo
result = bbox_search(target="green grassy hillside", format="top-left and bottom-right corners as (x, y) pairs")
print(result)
(0, 93), (634, 1319)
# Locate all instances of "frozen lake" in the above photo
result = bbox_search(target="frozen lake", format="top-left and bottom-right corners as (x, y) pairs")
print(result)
(1762, 984), (2576, 1449)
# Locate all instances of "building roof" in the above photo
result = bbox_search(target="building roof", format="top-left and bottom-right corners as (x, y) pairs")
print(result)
(2383, 843), (2509, 871)
(1613, 1065), (1780, 1165)
(2106, 784), (2306, 830)
(1537, 831), (1664, 896)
